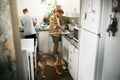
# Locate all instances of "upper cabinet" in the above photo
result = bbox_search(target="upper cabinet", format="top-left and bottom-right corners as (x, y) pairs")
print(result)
(58, 0), (80, 17)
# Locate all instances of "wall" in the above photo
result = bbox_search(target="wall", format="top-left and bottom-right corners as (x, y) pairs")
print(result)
(16, 0), (80, 25)
(16, 0), (48, 17)
(16, 0), (49, 27)
(9, 0), (26, 80)
(101, 0), (120, 80)
(0, 0), (17, 80)
(57, 0), (80, 17)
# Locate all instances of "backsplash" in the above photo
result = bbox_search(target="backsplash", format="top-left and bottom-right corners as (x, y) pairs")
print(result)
(60, 16), (79, 30)
(68, 17), (79, 26)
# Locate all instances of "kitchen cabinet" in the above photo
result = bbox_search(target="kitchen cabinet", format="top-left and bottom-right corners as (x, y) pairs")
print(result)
(38, 31), (62, 53)
(62, 36), (69, 62)
(68, 42), (79, 80)
(38, 31), (53, 53)
(58, 0), (80, 17)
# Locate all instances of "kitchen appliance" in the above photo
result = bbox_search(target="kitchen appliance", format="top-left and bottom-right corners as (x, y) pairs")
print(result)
(78, 0), (103, 80)
(21, 39), (37, 80)
(68, 24), (74, 31)
(73, 26), (79, 42)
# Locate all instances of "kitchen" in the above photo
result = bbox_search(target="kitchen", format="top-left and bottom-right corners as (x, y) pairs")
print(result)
(0, 0), (120, 80)
(18, 0), (80, 80)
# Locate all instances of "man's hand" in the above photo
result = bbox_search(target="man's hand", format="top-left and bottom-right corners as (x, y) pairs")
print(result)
(60, 26), (65, 31)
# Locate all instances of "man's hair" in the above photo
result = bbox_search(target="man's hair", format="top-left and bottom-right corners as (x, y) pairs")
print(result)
(57, 9), (64, 14)
(23, 8), (28, 13)
(53, 9), (64, 14)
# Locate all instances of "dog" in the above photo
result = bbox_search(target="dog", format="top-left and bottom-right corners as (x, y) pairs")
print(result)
(37, 53), (67, 78)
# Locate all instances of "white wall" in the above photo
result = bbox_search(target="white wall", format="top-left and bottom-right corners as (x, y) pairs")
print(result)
(16, 0), (80, 24)
(101, 0), (120, 80)
(16, 0), (48, 26)
(16, 0), (48, 17)
(57, 0), (80, 17)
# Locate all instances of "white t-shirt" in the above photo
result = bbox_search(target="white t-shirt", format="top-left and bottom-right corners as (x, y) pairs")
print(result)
(21, 14), (36, 36)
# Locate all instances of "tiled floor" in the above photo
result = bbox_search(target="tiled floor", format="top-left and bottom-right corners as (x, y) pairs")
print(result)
(35, 53), (73, 80)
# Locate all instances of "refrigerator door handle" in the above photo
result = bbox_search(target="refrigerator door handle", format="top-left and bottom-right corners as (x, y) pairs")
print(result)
(84, 12), (87, 20)
(81, 28), (100, 36)
(97, 34), (101, 38)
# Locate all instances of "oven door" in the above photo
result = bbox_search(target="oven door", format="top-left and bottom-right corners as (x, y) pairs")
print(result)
(73, 27), (79, 41)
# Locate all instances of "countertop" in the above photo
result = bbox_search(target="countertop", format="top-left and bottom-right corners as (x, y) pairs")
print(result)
(19, 28), (49, 32)
(62, 34), (78, 49)
(20, 28), (78, 49)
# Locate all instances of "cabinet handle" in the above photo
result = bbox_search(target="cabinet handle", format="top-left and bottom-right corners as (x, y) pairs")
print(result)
(69, 65), (72, 69)
(70, 51), (72, 54)
(85, 12), (87, 20)
(69, 58), (72, 61)
(73, 48), (75, 53)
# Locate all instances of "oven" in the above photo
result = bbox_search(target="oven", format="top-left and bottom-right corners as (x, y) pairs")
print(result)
(73, 27), (79, 42)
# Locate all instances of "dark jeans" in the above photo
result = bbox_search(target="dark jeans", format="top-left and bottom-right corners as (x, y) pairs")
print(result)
(52, 36), (59, 43)
(52, 35), (61, 43)
(25, 34), (37, 45)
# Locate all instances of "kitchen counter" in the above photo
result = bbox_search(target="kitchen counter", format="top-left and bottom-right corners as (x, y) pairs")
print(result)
(19, 26), (49, 32)
(35, 28), (49, 32)
(61, 31), (78, 63)
(62, 34), (78, 49)
(19, 27), (49, 38)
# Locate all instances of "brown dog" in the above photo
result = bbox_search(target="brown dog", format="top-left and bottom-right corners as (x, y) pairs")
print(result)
(37, 54), (67, 78)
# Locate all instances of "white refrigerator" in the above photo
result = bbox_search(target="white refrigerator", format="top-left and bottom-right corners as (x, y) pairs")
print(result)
(78, 0), (103, 80)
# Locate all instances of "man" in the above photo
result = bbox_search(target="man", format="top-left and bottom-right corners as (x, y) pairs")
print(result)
(49, 9), (64, 54)
(21, 8), (37, 43)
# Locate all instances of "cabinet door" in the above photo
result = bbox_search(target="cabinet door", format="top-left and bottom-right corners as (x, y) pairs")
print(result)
(38, 31), (53, 53)
(69, 43), (78, 80)
(68, 43), (74, 65)
(58, 0), (80, 17)
(58, 0), (69, 16)
(62, 36), (69, 62)
(72, 47), (78, 80)
(68, 43), (74, 78)
(69, 42), (79, 80)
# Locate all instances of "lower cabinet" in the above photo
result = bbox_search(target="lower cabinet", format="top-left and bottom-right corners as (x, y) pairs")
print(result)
(38, 31), (62, 53)
(62, 36), (69, 62)
(38, 31), (53, 53)
(68, 42), (79, 80)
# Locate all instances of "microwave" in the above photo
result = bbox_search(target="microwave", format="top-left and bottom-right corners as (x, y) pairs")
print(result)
(73, 27), (79, 42)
